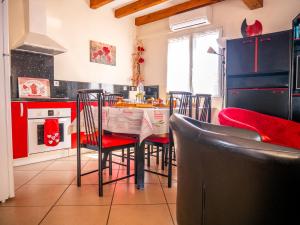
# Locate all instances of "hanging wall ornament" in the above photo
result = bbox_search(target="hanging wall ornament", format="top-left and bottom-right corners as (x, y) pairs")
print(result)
(241, 18), (263, 37)
(131, 40), (145, 86)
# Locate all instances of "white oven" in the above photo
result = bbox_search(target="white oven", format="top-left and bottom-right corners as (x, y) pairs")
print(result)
(27, 108), (71, 154)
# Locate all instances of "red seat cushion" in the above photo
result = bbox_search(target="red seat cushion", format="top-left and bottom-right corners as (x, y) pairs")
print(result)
(218, 107), (300, 150)
(81, 133), (137, 149)
(146, 135), (170, 144)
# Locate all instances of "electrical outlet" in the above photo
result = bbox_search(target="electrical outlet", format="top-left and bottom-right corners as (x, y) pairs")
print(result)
(54, 81), (60, 87)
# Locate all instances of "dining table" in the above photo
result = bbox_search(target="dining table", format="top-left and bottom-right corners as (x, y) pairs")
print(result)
(71, 106), (171, 189)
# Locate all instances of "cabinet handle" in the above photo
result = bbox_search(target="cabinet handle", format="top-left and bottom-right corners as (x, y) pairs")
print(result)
(260, 37), (271, 42)
(20, 103), (24, 117)
(242, 39), (253, 44)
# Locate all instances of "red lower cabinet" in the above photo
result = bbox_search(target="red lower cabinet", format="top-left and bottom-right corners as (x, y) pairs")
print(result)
(11, 102), (28, 159)
(11, 101), (77, 159)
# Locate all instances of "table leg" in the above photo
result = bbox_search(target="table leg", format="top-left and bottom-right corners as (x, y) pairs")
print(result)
(136, 140), (145, 189)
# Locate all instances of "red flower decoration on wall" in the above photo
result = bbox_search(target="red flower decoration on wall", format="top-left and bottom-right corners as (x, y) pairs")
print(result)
(103, 46), (110, 55)
(132, 41), (145, 86)
(138, 58), (144, 64)
(92, 52), (98, 59)
(98, 50), (103, 56)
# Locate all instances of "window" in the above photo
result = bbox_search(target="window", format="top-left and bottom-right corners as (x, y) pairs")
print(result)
(167, 29), (221, 96)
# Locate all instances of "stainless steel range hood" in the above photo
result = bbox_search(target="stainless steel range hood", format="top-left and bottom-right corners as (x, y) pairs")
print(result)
(13, 0), (66, 56)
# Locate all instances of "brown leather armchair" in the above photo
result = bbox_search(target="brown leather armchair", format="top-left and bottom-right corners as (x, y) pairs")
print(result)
(170, 113), (300, 225)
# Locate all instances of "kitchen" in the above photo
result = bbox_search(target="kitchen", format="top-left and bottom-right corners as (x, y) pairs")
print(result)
(1, 0), (300, 225)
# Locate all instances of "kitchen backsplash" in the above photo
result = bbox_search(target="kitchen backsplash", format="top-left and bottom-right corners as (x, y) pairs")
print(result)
(11, 50), (54, 99)
(10, 50), (157, 100)
(51, 80), (130, 99)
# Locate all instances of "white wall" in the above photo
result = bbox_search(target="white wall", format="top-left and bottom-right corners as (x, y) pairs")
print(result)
(137, 0), (300, 121)
(9, 0), (136, 85)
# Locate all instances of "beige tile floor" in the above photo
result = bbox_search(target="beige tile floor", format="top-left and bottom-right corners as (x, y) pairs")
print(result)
(0, 152), (177, 225)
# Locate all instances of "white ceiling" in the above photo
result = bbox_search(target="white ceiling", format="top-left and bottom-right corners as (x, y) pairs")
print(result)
(101, 0), (189, 17)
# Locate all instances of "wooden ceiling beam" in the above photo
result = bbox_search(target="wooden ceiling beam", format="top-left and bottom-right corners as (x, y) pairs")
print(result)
(90, 0), (113, 9)
(135, 0), (224, 26)
(115, 0), (168, 18)
(242, 0), (263, 10)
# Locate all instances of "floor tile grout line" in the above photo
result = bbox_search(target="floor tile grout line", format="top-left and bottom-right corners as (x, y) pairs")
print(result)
(34, 154), (92, 225)
(106, 164), (120, 225)
(159, 166), (176, 225)
(13, 162), (53, 191)
(13, 153), (93, 192)
(37, 178), (74, 225)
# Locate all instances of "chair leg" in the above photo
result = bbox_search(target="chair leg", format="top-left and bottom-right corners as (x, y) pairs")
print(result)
(127, 147), (130, 176)
(147, 145), (150, 167)
(121, 148), (125, 162)
(173, 147), (176, 161)
(168, 145), (172, 188)
(156, 146), (159, 165)
(134, 144), (138, 184)
(98, 149), (103, 197)
(161, 146), (165, 170)
(77, 144), (81, 187)
(165, 146), (169, 166)
(109, 152), (113, 176)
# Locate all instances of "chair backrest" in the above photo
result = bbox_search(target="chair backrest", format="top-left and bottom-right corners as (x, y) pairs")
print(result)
(169, 91), (193, 117)
(194, 94), (212, 123)
(170, 113), (300, 225)
(104, 93), (123, 106)
(219, 107), (300, 150)
(77, 89), (103, 147)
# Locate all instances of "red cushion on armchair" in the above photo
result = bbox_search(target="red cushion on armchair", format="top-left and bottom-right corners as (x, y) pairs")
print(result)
(218, 107), (300, 150)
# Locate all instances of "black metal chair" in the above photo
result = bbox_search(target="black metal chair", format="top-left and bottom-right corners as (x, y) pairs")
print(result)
(103, 93), (123, 106)
(194, 94), (212, 123)
(144, 91), (193, 188)
(104, 93), (137, 164)
(76, 89), (138, 196)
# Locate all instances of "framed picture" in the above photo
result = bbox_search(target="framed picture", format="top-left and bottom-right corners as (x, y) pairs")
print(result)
(90, 40), (116, 66)
(18, 77), (50, 98)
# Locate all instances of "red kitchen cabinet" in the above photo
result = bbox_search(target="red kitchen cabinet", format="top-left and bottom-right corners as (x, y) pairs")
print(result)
(11, 101), (77, 159)
(11, 102), (28, 158)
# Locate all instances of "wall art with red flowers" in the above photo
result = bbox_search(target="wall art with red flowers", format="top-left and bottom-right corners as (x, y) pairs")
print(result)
(90, 40), (116, 66)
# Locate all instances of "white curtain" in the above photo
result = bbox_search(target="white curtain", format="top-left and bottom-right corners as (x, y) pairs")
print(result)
(167, 29), (222, 96)
(192, 30), (221, 96)
(167, 36), (190, 92)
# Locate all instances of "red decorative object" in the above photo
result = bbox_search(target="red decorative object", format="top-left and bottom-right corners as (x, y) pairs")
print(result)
(241, 19), (263, 37)
(90, 40), (116, 66)
(132, 41), (145, 86)
(218, 107), (300, 150)
(138, 57), (144, 64)
(44, 119), (60, 147)
(18, 77), (50, 99)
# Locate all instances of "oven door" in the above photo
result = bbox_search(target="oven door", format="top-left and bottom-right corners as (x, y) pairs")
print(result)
(28, 117), (71, 154)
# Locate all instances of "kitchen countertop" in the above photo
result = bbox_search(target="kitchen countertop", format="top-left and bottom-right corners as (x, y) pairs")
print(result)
(11, 98), (76, 102)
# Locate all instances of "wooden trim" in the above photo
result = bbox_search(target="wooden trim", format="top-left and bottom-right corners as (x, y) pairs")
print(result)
(115, 0), (168, 18)
(242, 0), (263, 10)
(135, 0), (224, 26)
(90, 0), (113, 9)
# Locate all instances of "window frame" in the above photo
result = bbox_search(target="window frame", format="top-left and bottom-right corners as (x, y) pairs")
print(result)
(167, 27), (223, 97)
